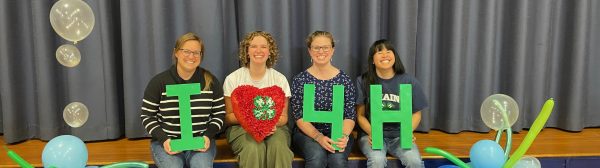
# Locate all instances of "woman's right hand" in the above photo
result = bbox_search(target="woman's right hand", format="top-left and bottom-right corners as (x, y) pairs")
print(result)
(163, 139), (180, 155)
(315, 135), (336, 153)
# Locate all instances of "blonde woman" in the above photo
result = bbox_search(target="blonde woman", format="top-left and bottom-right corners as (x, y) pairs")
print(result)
(140, 32), (225, 167)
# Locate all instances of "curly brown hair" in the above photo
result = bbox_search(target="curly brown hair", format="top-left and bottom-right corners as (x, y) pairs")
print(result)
(238, 31), (279, 68)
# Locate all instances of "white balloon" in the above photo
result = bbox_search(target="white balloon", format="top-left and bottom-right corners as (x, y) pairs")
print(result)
(514, 156), (541, 168)
(480, 94), (519, 130)
(49, 0), (95, 43)
(63, 102), (89, 128)
(56, 44), (81, 67)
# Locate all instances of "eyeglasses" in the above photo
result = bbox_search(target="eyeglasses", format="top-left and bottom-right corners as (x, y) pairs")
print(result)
(179, 49), (202, 57)
(310, 45), (332, 52)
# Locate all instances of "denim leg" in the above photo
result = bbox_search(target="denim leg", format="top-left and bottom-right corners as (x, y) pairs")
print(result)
(386, 137), (424, 168)
(327, 135), (354, 168)
(359, 135), (388, 168)
(188, 138), (217, 168)
(150, 140), (185, 168)
(293, 129), (327, 168)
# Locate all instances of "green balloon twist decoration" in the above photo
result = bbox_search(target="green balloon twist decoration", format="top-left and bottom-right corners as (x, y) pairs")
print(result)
(424, 147), (470, 168)
(492, 99), (512, 159)
(503, 98), (554, 168)
(4, 146), (34, 168)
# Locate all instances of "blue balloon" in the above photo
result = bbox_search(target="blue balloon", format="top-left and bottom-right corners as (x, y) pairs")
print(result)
(42, 135), (88, 168)
(439, 165), (460, 168)
(470, 140), (505, 168)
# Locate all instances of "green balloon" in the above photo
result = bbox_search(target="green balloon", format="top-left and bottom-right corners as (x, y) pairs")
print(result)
(101, 161), (149, 168)
(5, 147), (34, 168)
(503, 98), (554, 168)
(424, 147), (470, 168)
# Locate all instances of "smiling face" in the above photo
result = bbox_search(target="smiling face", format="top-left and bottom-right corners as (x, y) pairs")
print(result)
(308, 36), (335, 65)
(248, 36), (270, 67)
(373, 47), (395, 71)
(175, 40), (202, 73)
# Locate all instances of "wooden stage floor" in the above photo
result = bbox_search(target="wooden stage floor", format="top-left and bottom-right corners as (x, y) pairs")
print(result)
(2, 128), (600, 167)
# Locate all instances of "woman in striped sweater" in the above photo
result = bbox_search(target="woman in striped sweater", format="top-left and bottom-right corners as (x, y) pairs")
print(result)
(140, 32), (226, 168)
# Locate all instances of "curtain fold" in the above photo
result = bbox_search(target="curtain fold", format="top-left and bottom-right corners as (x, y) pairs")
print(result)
(1, 0), (598, 143)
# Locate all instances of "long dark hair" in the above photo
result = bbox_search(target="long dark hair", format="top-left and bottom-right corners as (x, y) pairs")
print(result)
(358, 39), (405, 109)
(360, 39), (406, 102)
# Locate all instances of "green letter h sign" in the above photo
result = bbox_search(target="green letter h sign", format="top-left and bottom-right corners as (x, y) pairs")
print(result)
(370, 84), (413, 149)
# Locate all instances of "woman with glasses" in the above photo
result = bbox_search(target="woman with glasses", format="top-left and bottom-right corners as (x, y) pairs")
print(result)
(140, 32), (225, 167)
(356, 39), (427, 168)
(223, 31), (294, 168)
(291, 30), (357, 168)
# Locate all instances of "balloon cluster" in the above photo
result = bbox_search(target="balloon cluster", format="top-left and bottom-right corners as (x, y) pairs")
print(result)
(50, 0), (95, 68)
(4, 1), (146, 167)
(6, 135), (148, 167)
(425, 94), (555, 168)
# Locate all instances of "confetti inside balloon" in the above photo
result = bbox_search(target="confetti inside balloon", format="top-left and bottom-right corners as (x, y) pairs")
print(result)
(63, 102), (89, 128)
(49, 0), (95, 43)
(514, 156), (541, 168)
(480, 94), (519, 130)
(56, 44), (81, 67)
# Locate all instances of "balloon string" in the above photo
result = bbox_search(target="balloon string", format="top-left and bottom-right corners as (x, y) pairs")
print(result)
(494, 129), (502, 143)
(500, 108), (512, 159)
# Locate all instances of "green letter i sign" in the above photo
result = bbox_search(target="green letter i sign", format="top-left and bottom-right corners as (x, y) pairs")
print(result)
(166, 83), (204, 152)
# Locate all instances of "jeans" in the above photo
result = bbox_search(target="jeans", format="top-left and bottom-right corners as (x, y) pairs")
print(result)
(358, 134), (424, 168)
(293, 129), (354, 168)
(150, 139), (216, 168)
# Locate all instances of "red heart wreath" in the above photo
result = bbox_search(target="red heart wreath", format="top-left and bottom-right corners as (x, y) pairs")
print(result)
(231, 85), (285, 142)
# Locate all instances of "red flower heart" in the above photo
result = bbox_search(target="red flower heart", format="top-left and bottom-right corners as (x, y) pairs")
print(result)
(231, 85), (285, 142)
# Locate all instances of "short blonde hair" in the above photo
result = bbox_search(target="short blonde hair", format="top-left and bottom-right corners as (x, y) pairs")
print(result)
(305, 30), (335, 48)
(238, 31), (279, 68)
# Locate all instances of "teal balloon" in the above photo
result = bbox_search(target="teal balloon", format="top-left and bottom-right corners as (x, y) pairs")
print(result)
(470, 140), (505, 168)
(439, 165), (460, 168)
(42, 135), (88, 168)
